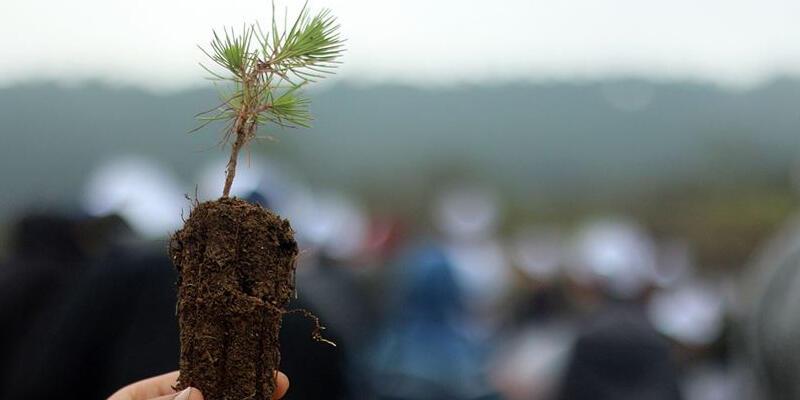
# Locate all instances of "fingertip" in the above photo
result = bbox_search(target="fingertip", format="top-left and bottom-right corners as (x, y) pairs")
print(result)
(175, 387), (204, 400)
(188, 388), (205, 400)
(273, 372), (289, 399)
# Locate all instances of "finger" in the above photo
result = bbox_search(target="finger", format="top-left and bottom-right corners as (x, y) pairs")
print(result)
(273, 371), (290, 399)
(107, 371), (180, 400)
(151, 387), (204, 400)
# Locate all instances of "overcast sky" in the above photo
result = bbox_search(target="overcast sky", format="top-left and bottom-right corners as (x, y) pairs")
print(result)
(2, 0), (800, 91)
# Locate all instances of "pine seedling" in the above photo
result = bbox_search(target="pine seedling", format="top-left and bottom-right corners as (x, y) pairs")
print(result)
(171, 4), (345, 398)
(195, 2), (344, 197)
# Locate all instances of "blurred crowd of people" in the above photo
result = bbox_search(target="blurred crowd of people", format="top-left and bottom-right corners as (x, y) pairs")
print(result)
(0, 155), (795, 399)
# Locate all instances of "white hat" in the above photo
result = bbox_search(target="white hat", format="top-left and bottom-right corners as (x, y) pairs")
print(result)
(568, 217), (657, 298)
(83, 156), (185, 239)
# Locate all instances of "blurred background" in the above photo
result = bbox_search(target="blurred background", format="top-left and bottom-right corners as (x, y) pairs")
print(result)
(3, 0), (800, 399)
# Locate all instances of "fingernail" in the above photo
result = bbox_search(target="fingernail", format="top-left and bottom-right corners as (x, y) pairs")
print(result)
(175, 387), (192, 400)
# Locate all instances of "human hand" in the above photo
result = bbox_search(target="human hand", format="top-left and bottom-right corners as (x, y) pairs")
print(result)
(108, 370), (290, 400)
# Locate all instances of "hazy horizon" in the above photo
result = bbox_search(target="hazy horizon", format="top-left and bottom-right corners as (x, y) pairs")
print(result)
(1, 77), (799, 219)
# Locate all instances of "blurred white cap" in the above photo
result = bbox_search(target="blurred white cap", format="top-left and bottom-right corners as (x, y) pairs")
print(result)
(282, 188), (367, 260)
(647, 281), (725, 346)
(83, 155), (185, 239)
(568, 217), (657, 299)
(433, 184), (500, 240)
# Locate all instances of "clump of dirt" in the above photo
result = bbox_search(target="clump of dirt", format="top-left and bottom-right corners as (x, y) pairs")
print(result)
(170, 197), (298, 399)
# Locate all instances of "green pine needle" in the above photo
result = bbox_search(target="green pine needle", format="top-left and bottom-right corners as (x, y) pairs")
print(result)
(195, 1), (344, 141)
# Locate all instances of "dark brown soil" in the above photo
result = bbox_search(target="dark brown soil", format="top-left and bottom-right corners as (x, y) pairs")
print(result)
(170, 197), (298, 399)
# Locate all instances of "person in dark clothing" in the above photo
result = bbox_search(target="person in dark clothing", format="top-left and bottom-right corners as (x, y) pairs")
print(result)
(368, 243), (500, 400)
(557, 306), (682, 400)
(0, 213), (91, 381)
(747, 216), (800, 400)
(0, 247), (180, 399)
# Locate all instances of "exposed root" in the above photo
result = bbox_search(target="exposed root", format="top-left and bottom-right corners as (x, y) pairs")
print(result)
(285, 309), (337, 347)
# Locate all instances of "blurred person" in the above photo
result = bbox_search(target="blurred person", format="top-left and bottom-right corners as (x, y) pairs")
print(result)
(368, 243), (500, 400)
(489, 225), (576, 400)
(646, 278), (745, 400)
(0, 246), (182, 399)
(557, 305), (682, 400)
(490, 321), (576, 400)
(0, 212), (89, 379)
(0, 210), (134, 379)
(746, 213), (800, 399)
(433, 183), (513, 336)
(506, 225), (571, 323)
(552, 217), (684, 399)
(739, 167), (800, 399)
